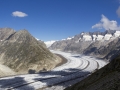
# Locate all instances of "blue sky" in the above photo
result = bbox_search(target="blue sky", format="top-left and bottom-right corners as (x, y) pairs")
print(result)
(0, 0), (120, 41)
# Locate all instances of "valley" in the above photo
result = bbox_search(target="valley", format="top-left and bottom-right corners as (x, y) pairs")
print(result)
(0, 50), (107, 90)
(0, 28), (119, 90)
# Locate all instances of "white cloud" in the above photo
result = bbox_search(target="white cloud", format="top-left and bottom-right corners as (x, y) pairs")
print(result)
(92, 14), (120, 30)
(12, 11), (28, 17)
(116, 6), (120, 18)
(92, 23), (102, 29)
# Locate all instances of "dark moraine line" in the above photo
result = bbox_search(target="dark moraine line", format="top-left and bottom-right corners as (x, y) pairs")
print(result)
(92, 61), (99, 73)
(47, 60), (90, 87)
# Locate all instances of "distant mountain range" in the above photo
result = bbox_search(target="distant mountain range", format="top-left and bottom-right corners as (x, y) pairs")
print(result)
(0, 28), (61, 76)
(49, 30), (120, 61)
(47, 30), (120, 90)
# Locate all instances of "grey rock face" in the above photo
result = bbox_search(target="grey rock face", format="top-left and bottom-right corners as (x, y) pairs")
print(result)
(0, 28), (15, 40)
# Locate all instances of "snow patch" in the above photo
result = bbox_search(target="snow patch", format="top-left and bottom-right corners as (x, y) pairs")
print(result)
(83, 35), (92, 41)
(62, 39), (66, 40)
(81, 33), (84, 35)
(96, 35), (104, 40)
(60, 36), (74, 41)
(35, 38), (39, 41)
(67, 36), (74, 40)
(44, 41), (56, 47)
(114, 31), (120, 37)
(92, 35), (97, 41)
(104, 34), (112, 40)
(67, 37), (72, 40)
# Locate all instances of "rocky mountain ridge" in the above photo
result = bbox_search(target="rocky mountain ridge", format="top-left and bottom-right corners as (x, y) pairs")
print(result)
(50, 30), (120, 60)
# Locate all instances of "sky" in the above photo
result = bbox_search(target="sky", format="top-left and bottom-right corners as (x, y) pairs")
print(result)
(0, 0), (120, 41)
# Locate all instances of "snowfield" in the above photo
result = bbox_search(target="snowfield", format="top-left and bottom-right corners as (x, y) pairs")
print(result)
(0, 50), (107, 90)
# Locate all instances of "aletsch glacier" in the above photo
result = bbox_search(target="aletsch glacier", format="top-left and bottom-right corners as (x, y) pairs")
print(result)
(0, 50), (107, 90)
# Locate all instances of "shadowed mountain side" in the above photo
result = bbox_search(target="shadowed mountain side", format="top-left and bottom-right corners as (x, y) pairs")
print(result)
(0, 28), (61, 75)
(84, 38), (120, 61)
(65, 55), (120, 90)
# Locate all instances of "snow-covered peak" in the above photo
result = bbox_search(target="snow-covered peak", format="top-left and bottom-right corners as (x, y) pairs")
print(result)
(67, 37), (72, 40)
(61, 36), (74, 41)
(81, 33), (84, 35)
(82, 35), (92, 41)
(104, 34), (112, 40)
(96, 35), (104, 41)
(35, 38), (39, 41)
(67, 36), (74, 40)
(44, 40), (56, 48)
(114, 31), (120, 37)
(92, 35), (97, 41)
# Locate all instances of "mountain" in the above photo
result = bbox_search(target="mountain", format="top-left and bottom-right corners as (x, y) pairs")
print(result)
(50, 30), (120, 60)
(0, 28), (61, 75)
(84, 37), (120, 60)
(65, 54), (120, 90)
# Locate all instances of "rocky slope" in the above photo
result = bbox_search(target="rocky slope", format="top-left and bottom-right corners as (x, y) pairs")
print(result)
(0, 28), (61, 75)
(84, 37), (120, 60)
(65, 54), (120, 90)
(50, 30), (120, 60)
(0, 64), (15, 77)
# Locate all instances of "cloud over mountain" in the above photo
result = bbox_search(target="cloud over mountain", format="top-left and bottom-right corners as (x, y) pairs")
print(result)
(92, 15), (120, 30)
(116, 6), (120, 18)
(12, 11), (28, 17)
